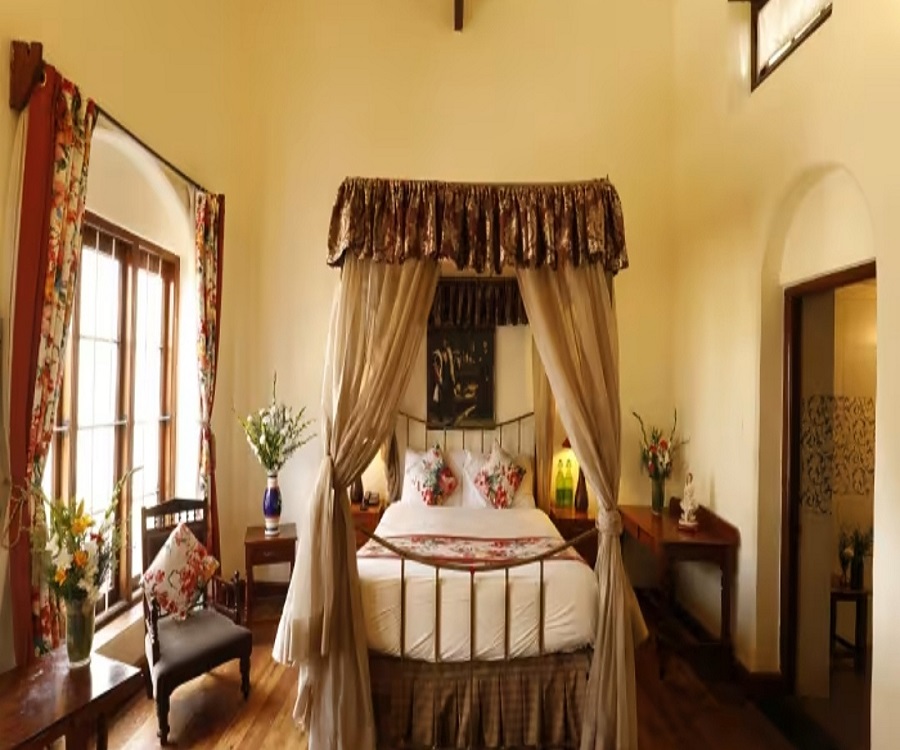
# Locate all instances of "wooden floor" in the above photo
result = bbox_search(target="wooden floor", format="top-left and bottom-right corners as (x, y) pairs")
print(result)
(106, 623), (794, 749)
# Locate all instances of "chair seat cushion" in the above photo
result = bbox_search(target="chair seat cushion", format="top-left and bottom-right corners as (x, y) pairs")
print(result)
(146, 608), (252, 693)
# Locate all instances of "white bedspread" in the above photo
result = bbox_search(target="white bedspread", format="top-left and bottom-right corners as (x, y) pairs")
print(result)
(357, 503), (598, 661)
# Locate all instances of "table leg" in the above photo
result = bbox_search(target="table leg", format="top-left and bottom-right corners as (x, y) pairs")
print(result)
(720, 551), (734, 658)
(97, 713), (108, 750)
(855, 596), (868, 674)
(830, 595), (837, 662)
(245, 556), (254, 626)
(657, 554), (672, 680)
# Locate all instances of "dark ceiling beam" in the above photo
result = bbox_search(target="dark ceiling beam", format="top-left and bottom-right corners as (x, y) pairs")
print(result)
(454, 0), (464, 31)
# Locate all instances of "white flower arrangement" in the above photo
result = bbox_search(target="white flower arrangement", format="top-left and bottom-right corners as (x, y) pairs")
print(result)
(237, 373), (315, 475)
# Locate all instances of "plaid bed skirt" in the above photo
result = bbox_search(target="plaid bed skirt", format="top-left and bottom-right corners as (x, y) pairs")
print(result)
(369, 649), (591, 749)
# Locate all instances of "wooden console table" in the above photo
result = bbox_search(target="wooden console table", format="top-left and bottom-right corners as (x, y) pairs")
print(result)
(0, 649), (142, 749)
(244, 523), (297, 624)
(619, 498), (740, 674)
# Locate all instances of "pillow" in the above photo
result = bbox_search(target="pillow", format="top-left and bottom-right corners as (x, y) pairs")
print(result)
(405, 446), (459, 506)
(462, 449), (535, 508)
(470, 443), (526, 509)
(141, 522), (220, 620)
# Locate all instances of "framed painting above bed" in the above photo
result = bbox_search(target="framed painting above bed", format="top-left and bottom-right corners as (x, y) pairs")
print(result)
(427, 328), (494, 428)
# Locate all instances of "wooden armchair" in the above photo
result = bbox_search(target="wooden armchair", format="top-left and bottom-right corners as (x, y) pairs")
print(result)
(141, 498), (252, 745)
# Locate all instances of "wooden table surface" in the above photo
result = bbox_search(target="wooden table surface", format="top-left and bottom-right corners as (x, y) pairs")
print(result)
(0, 649), (142, 749)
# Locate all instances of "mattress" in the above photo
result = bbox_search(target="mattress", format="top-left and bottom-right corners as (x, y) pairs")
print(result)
(357, 503), (598, 662)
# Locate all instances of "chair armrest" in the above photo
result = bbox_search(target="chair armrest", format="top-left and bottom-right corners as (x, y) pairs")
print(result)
(211, 571), (245, 626)
(145, 595), (161, 665)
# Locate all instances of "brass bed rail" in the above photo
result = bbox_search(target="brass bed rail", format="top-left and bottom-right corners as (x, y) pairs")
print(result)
(357, 522), (599, 750)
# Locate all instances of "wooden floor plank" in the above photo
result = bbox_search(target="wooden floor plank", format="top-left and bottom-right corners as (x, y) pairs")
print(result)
(104, 624), (791, 749)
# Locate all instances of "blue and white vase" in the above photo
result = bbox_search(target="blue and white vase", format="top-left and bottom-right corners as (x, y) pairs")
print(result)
(263, 473), (282, 536)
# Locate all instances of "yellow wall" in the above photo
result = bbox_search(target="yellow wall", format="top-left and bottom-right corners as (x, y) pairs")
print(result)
(232, 0), (679, 570)
(671, 1), (899, 744)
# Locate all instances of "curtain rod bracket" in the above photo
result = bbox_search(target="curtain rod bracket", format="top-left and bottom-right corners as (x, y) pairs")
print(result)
(9, 41), (44, 112)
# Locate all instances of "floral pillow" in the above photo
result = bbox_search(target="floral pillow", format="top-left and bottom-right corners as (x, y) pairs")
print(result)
(473, 443), (526, 509)
(407, 446), (459, 506)
(141, 523), (220, 620)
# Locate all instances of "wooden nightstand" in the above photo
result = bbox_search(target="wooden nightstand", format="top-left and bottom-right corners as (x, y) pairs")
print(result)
(550, 507), (598, 567)
(244, 523), (297, 625)
(352, 503), (383, 550)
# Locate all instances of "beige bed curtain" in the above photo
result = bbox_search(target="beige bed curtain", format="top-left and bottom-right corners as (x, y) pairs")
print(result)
(273, 254), (439, 750)
(518, 263), (648, 750)
(533, 338), (556, 511)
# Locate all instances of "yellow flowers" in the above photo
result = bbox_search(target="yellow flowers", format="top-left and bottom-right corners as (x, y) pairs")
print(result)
(73, 550), (89, 568)
(54, 568), (67, 584)
(71, 514), (93, 536)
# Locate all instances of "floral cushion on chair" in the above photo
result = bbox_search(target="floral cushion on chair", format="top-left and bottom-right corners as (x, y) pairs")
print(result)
(407, 447), (459, 506)
(473, 443), (526, 509)
(141, 523), (220, 620)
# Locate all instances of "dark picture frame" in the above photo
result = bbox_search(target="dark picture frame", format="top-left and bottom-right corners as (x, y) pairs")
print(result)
(427, 328), (495, 428)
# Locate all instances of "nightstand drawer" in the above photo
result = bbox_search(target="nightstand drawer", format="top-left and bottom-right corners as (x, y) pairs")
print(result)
(248, 543), (294, 565)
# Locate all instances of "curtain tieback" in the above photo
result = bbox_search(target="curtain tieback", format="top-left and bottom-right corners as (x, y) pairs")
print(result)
(596, 508), (622, 536)
(201, 422), (217, 472)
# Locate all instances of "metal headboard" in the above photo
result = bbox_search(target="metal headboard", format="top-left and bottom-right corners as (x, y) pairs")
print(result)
(396, 410), (535, 457)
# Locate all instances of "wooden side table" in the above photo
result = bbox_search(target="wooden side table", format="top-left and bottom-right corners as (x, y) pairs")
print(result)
(0, 649), (142, 749)
(549, 506), (598, 567)
(830, 581), (871, 673)
(619, 497), (740, 677)
(244, 523), (297, 625)
(352, 503), (383, 549)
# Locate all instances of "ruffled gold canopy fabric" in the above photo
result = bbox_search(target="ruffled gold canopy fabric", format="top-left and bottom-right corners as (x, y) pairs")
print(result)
(328, 177), (629, 274)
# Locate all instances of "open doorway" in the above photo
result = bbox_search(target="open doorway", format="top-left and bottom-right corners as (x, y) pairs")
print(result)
(782, 262), (876, 750)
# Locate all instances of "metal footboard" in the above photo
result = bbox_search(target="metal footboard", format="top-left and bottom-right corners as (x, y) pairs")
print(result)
(357, 522), (599, 749)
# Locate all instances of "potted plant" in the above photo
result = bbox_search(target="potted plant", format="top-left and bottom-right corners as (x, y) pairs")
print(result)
(238, 373), (315, 536)
(633, 410), (684, 515)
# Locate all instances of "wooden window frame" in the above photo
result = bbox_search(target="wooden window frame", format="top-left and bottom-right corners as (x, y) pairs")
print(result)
(44, 214), (180, 621)
(738, 0), (833, 91)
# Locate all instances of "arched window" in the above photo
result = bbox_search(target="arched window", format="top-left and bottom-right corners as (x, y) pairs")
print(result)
(749, 0), (832, 89)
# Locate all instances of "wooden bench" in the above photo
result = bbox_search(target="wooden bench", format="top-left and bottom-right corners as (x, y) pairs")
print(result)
(0, 649), (142, 749)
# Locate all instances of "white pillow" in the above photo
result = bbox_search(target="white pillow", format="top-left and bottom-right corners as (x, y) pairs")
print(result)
(402, 447), (463, 506)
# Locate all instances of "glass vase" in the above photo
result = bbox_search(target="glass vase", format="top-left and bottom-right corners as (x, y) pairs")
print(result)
(263, 472), (282, 536)
(66, 599), (96, 668)
(651, 476), (666, 516)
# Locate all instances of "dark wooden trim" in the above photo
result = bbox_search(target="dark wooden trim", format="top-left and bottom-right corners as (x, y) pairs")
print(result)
(751, 2), (833, 92)
(779, 260), (876, 694)
(85, 211), (180, 267)
(454, 0), (464, 30)
(783, 260), (876, 298)
(8, 40), (44, 111)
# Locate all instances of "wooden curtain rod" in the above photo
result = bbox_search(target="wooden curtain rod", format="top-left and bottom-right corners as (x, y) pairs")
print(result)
(9, 40), (214, 196)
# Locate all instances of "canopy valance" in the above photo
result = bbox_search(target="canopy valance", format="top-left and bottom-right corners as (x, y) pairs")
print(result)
(327, 177), (629, 274)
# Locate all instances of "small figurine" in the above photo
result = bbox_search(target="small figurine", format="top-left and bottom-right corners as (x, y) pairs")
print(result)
(679, 472), (699, 529)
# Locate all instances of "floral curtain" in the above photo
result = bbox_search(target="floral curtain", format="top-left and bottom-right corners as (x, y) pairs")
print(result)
(328, 178), (628, 274)
(195, 191), (225, 561)
(7, 68), (96, 664)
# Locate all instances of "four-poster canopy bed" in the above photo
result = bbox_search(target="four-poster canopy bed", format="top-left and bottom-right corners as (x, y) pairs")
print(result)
(273, 177), (647, 750)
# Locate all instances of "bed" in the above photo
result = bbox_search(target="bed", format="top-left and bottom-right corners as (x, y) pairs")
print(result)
(358, 413), (600, 749)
